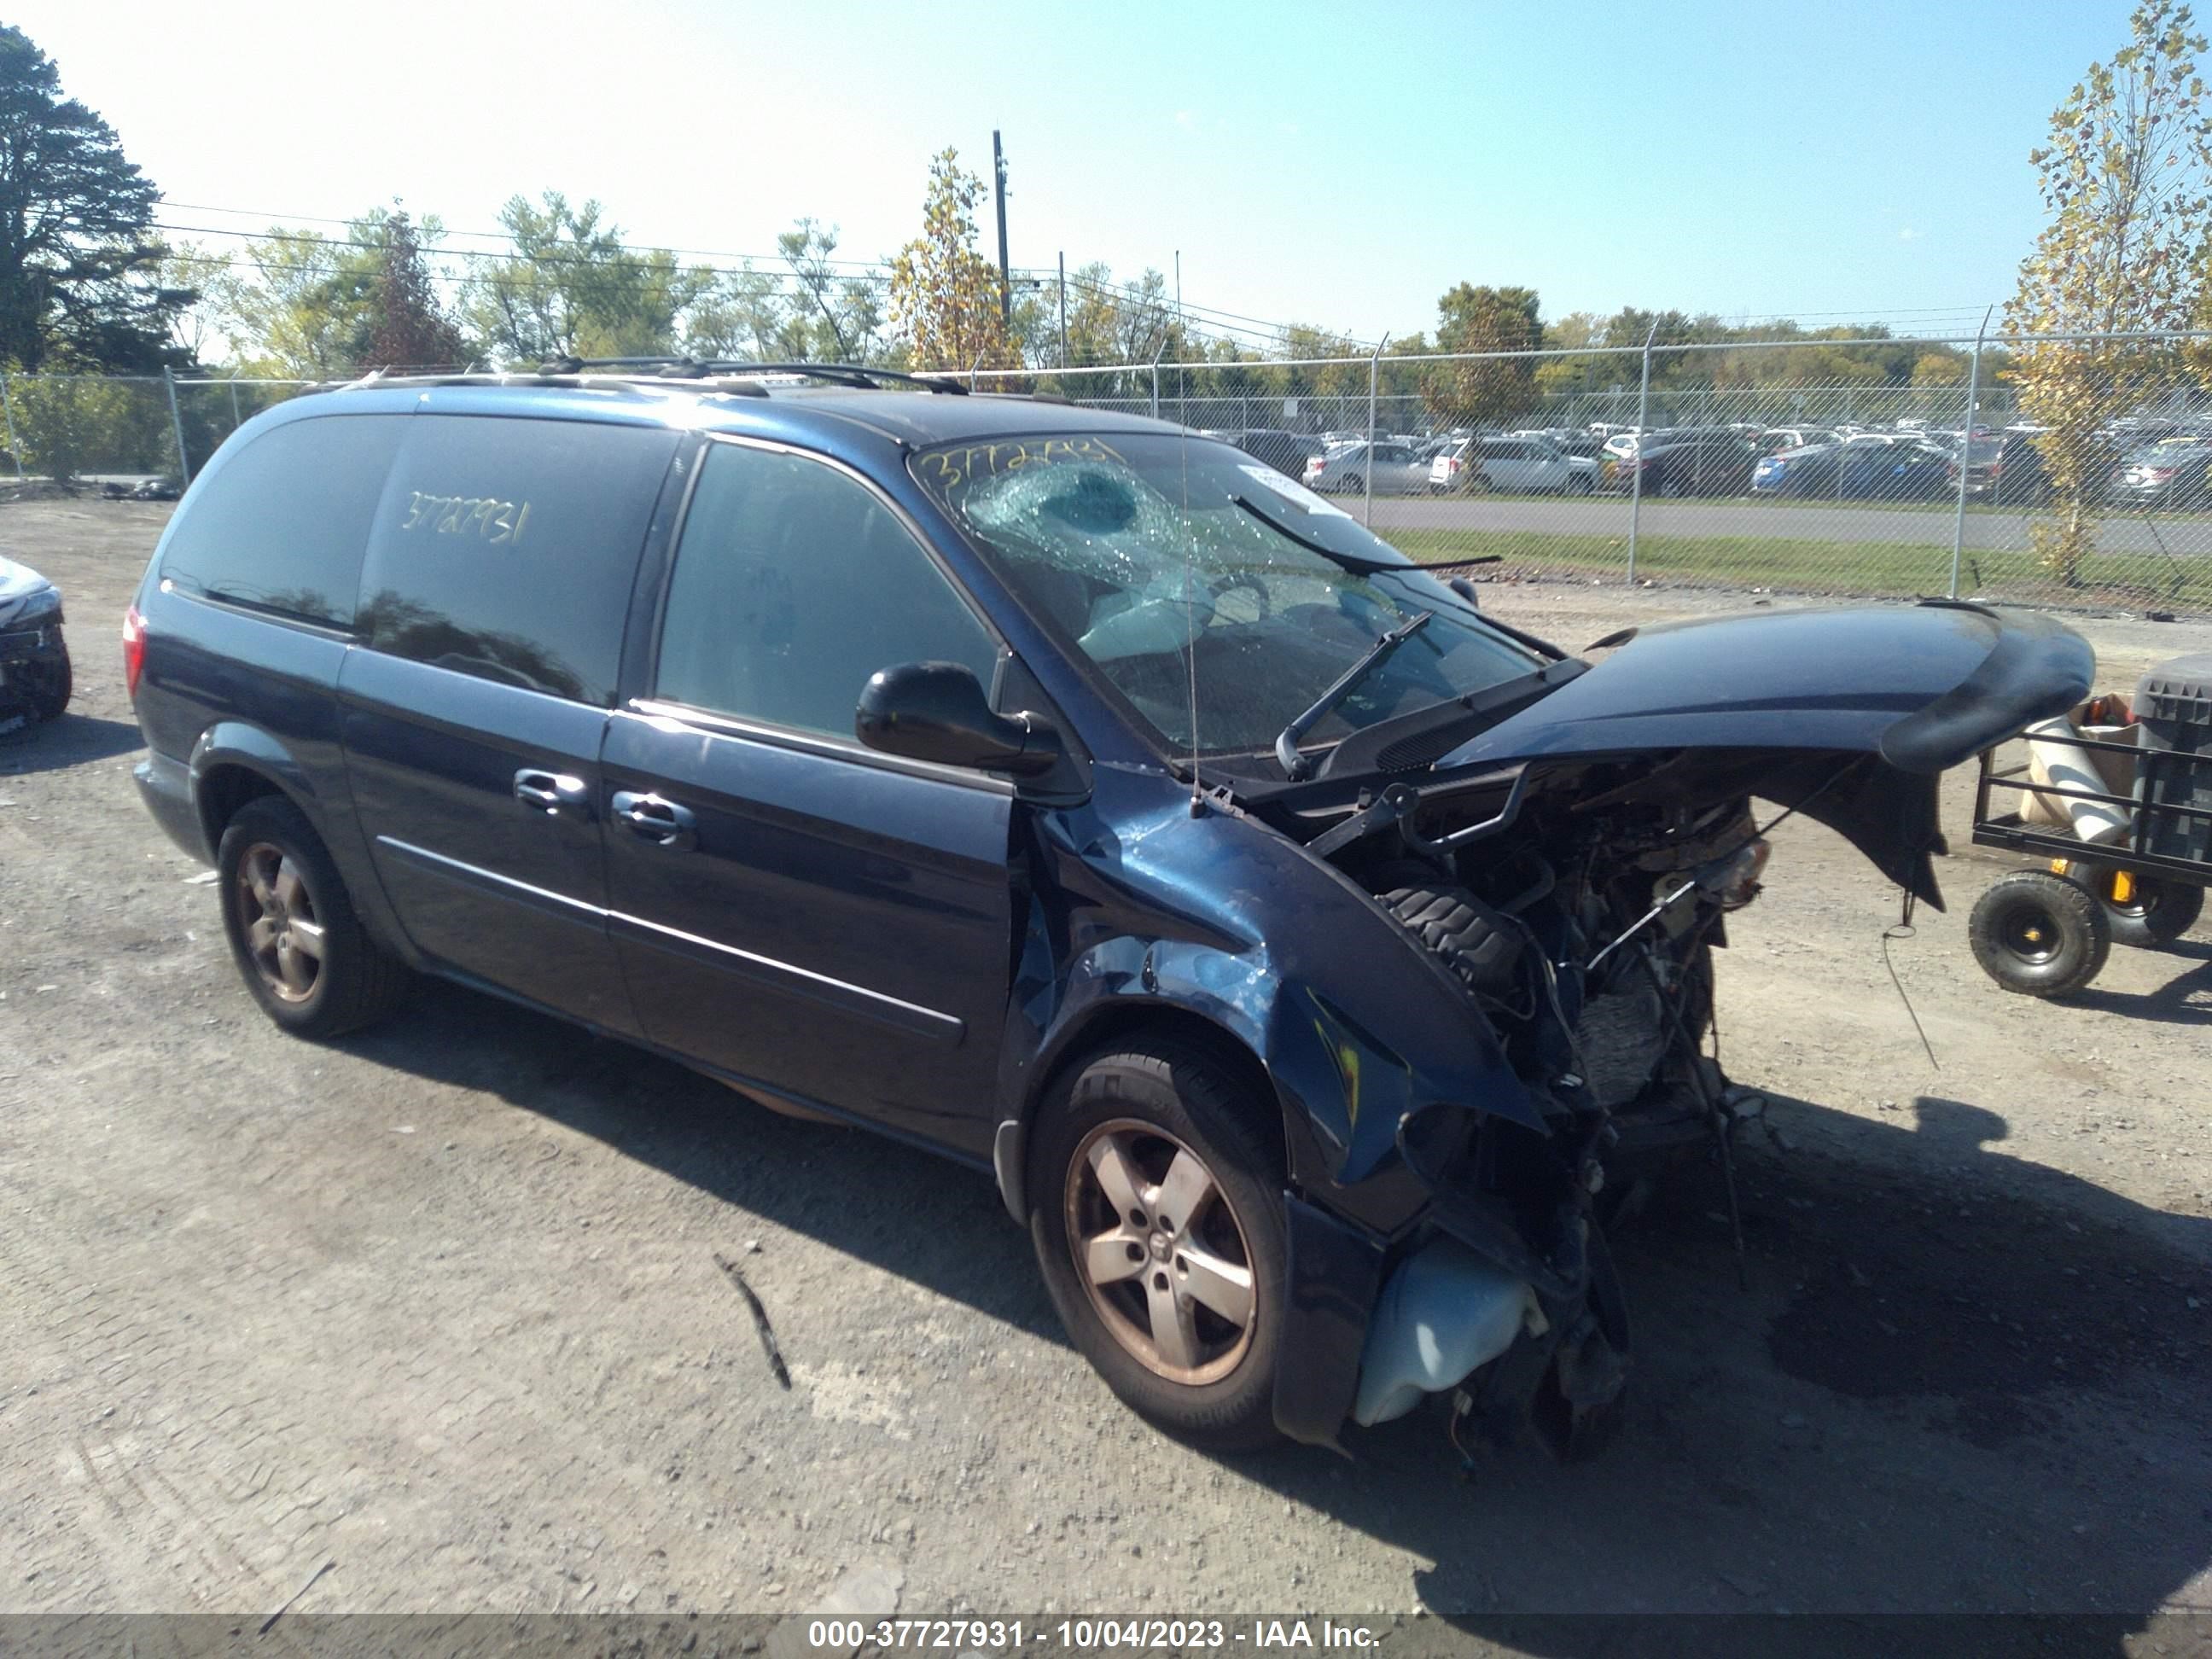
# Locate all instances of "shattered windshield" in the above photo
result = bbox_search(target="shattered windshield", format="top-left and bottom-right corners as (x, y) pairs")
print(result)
(912, 434), (1542, 766)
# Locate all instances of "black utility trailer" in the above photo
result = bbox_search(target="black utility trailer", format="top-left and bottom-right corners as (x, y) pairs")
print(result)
(1968, 654), (2212, 997)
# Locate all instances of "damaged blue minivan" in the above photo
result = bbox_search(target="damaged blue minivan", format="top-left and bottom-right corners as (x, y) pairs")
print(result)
(125, 364), (2093, 1458)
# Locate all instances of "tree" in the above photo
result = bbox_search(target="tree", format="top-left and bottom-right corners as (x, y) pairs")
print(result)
(366, 210), (465, 370)
(887, 149), (1016, 374)
(1423, 283), (1542, 429)
(2006, 0), (2212, 582)
(775, 219), (882, 362)
(0, 25), (189, 370)
(160, 242), (230, 364)
(211, 224), (375, 377)
(458, 192), (709, 364)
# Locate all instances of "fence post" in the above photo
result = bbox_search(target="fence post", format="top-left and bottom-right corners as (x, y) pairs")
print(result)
(1149, 341), (1165, 419)
(228, 374), (242, 434)
(1947, 306), (1993, 600)
(0, 374), (20, 481)
(164, 367), (192, 485)
(1363, 335), (1389, 528)
(1626, 321), (1658, 583)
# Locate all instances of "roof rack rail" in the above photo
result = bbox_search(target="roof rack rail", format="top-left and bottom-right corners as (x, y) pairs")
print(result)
(534, 356), (968, 394)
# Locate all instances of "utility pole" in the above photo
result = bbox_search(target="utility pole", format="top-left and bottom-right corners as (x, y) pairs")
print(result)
(1057, 251), (1068, 369)
(992, 130), (1011, 329)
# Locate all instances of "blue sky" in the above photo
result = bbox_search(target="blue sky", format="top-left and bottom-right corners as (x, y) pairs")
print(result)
(22, 0), (2132, 345)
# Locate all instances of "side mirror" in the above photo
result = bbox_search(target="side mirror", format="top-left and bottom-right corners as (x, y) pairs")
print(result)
(855, 661), (1063, 777)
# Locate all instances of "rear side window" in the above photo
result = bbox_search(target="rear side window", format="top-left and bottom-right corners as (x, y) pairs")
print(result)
(654, 440), (999, 741)
(159, 414), (406, 627)
(358, 416), (678, 706)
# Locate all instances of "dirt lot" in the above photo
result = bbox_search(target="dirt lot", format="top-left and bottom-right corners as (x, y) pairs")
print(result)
(2, 501), (2209, 1641)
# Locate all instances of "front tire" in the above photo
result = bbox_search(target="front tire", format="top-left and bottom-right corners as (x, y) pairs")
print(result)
(217, 795), (412, 1038)
(1968, 869), (2110, 997)
(23, 641), (70, 721)
(1028, 1041), (1287, 1451)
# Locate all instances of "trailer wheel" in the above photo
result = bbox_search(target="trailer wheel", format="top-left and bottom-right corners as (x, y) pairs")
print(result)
(1968, 869), (2110, 998)
(2092, 869), (2204, 949)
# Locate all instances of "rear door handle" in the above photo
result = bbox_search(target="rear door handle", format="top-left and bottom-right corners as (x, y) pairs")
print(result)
(610, 789), (697, 851)
(515, 768), (592, 820)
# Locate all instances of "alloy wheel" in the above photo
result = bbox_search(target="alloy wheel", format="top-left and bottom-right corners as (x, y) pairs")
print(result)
(234, 841), (325, 1004)
(1063, 1119), (1258, 1384)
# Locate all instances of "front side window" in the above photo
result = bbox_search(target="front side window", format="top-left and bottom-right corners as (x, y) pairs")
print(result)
(655, 440), (1000, 741)
(913, 434), (1545, 768)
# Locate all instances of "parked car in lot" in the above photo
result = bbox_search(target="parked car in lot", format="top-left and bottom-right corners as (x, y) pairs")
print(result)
(0, 554), (71, 725)
(1231, 428), (1315, 481)
(1601, 430), (1761, 497)
(126, 364), (2094, 1461)
(2108, 436), (2212, 510)
(1429, 436), (1595, 494)
(1755, 426), (1838, 456)
(1305, 439), (1426, 495)
(1751, 439), (1955, 502)
(1948, 432), (2091, 505)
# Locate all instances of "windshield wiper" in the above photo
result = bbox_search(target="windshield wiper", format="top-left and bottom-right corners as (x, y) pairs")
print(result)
(1230, 494), (1400, 573)
(1274, 609), (1433, 780)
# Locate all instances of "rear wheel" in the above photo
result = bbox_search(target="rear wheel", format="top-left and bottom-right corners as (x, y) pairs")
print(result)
(217, 796), (412, 1037)
(1028, 1041), (1286, 1451)
(1968, 869), (2110, 998)
(1337, 471), (1364, 496)
(2086, 866), (2205, 948)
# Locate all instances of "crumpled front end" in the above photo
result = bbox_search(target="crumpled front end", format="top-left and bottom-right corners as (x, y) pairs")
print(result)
(1257, 601), (2093, 1457)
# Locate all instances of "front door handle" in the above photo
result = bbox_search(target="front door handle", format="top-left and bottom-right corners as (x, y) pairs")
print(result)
(610, 789), (697, 851)
(515, 768), (592, 820)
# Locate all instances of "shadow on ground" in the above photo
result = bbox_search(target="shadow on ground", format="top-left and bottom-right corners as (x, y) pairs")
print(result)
(0, 712), (142, 775)
(341, 987), (2212, 1641)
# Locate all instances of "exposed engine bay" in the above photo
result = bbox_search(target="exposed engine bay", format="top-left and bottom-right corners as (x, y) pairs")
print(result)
(1259, 749), (1868, 1458)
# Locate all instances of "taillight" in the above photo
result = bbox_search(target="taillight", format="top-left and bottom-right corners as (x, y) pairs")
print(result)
(122, 603), (146, 701)
(1446, 457), (1460, 474)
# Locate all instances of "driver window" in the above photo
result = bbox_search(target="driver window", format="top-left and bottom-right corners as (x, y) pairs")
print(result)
(655, 441), (1002, 740)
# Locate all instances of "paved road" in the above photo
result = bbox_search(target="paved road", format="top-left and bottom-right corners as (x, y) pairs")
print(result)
(1366, 494), (2212, 555)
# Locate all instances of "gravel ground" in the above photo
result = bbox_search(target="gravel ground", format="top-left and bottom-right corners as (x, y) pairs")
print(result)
(1, 502), (2209, 1642)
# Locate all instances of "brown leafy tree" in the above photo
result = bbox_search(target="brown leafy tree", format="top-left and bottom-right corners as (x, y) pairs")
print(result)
(1422, 284), (1541, 438)
(887, 149), (1016, 374)
(2006, 0), (2212, 582)
(367, 211), (465, 370)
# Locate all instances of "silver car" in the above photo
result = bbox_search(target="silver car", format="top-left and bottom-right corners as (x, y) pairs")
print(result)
(1303, 439), (1428, 495)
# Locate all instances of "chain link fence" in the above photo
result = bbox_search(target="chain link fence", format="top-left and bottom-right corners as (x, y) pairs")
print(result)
(13, 334), (2212, 615)
(963, 331), (2212, 617)
(0, 372), (317, 489)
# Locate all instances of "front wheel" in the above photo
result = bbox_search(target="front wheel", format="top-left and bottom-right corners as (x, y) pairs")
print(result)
(21, 640), (70, 721)
(1028, 1041), (1287, 1451)
(1968, 869), (2110, 997)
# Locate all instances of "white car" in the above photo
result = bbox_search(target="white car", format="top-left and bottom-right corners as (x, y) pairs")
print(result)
(1429, 436), (1596, 494)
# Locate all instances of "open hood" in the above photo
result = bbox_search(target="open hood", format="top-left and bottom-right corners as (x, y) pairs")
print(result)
(1423, 602), (2094, 910)
(1437, 602), (2093, 777)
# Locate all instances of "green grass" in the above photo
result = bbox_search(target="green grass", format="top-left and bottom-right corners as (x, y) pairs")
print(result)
(1386, 527), (2212, 609)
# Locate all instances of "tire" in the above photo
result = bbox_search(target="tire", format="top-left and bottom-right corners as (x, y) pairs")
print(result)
(1380, 882), (1522, 1001)
(22, 641), (70, 722)
(1338, 472), (1364, 496)
(1968, 869), (2110, 998)
(1028, 1040), (1288, 1452)
(1657, 471), (1685, 499)
(1569, 473), (1594, 495)
(216, 795), (412, 1038)
(2090, 868), (2205, 948)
